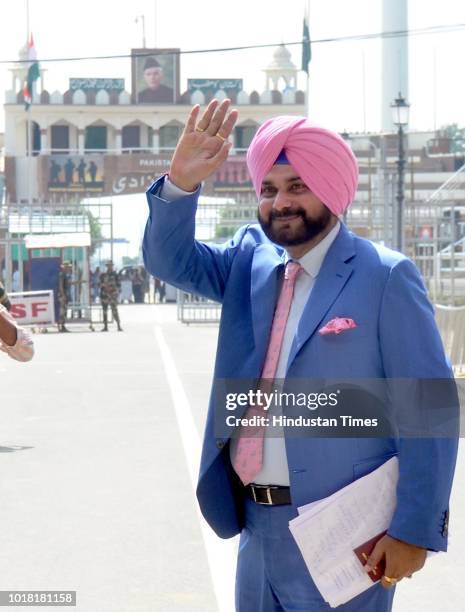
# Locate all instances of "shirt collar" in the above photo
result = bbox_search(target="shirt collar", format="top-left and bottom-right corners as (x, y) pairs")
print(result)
(285, 221), (341, 278)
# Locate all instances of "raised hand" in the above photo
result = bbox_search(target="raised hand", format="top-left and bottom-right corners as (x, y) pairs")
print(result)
(168, 98), (238, 192)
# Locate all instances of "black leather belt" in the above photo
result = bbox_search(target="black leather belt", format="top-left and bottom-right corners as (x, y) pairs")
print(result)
(245, 484), (291, 505)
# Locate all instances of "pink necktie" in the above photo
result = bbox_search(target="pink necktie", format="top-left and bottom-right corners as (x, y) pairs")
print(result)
(232, 261), (302, 485)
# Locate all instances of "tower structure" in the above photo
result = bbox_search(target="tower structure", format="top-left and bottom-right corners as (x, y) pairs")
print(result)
(264, 44), (298, 91)
(8, 41), (46, 98)
(382, 0), (408, 131)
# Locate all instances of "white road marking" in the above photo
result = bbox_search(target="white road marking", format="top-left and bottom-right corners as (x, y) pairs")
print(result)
(154, 325), (237, 612)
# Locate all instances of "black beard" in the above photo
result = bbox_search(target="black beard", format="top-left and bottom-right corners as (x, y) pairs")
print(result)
(257, 206), (333, 246)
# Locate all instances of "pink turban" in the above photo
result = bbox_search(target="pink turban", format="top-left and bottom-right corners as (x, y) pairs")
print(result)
(246, 116), (359, 216)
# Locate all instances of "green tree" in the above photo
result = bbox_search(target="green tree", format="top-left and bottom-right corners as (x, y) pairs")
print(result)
(214, 201), (257, 240)
(84, 209), (104, 256)
(122, 255), (140, 267)
(440, 124), (465, 154)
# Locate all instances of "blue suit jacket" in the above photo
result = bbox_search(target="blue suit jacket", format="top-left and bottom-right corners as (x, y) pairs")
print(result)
(143, 176), (458, 551)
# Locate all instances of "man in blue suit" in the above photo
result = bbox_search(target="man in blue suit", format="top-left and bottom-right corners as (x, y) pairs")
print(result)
(143, 99), (458, 611)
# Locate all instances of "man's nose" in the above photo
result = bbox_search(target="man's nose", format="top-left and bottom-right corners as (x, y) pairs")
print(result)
(273, 190), (292, 211)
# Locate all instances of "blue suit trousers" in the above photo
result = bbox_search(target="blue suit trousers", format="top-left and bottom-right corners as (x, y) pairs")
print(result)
(236, 498), (395, 611)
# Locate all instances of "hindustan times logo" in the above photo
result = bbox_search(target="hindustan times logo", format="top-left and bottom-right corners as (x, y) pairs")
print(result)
(225, 390), (340, 412)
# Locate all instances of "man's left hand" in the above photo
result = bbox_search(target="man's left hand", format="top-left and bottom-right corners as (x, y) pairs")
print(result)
(365, 534), (427, 588)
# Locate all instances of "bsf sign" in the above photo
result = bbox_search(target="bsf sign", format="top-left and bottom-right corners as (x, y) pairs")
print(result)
(9, 291), (55, 326)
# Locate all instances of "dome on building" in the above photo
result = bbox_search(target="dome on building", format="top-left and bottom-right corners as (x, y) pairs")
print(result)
(18, 43), (29, 61)
(9, 41), (46, 95)
(11, 43), (30, 74)
(18, 42), (29, 63)
(263, 44), (298, 92)
(9, 43), (31, 95)
(266, 44), (297, 71)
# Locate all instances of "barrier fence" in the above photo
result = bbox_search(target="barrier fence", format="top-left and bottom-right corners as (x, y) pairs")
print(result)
(176, 291), (221, 324)
(175, 291), (465, 374)
(435, 304), (465, 375)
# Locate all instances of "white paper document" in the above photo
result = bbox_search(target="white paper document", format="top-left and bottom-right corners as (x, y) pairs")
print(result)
(288, 456), (399, 608)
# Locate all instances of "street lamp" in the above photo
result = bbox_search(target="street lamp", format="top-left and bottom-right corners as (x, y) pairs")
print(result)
(391, 92), (410, 252)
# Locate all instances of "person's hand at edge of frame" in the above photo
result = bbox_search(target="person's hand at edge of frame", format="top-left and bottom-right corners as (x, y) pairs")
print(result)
(364, 534), (427, 589)
(168, 99), (238, 192)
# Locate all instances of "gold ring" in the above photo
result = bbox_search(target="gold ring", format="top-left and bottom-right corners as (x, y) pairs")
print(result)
(195, 126), (205, 133)
(383, 576), (397, 585)
(215, 133), (226, 142)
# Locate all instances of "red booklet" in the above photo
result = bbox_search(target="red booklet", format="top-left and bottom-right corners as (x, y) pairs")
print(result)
(353, 531), (387, 583)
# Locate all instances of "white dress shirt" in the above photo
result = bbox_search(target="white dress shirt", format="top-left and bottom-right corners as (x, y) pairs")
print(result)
(159, 177), (197, 200)
(159, 176), (341, 485)
(251, 221), (341, 485)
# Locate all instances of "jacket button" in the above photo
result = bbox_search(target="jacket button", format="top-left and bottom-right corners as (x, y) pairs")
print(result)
(442, 510), (449, 537)
(216, 439), (225, 449)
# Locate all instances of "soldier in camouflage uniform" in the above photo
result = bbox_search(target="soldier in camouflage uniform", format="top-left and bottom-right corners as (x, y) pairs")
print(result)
(99, 261), (123, 332)
(58, 261), (72, 333)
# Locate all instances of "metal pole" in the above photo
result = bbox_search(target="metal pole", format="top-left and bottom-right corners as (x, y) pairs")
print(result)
(367, 147), (372, 209)
(362, 50), (367, 133)
(305, 0), (311, 118)
(432, 208), (438, 303)
(110, 201), (114, 263)
(450, 202), (456, 305)
(23, 0), (32, 292)
(26, 0), (30, 42)
(433, 46), (437, 131)
(396, 124), (406, 251)
(380, 135), (390, 246)
(154, 0), (158, 47)
(135, 15), (146, 48)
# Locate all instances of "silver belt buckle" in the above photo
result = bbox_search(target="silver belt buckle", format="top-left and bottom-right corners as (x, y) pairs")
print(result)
(251, 485), (273, 505)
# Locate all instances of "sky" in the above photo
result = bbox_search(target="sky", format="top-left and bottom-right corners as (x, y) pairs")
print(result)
(0, 0), (465, 134)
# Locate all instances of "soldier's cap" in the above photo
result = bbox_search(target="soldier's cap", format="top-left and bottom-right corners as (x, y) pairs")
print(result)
(105, 260), (114, 265)
(62, 260), (72, 266)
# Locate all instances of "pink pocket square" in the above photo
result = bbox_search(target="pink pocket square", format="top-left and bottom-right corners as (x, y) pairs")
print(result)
(318, 317), (357, 336)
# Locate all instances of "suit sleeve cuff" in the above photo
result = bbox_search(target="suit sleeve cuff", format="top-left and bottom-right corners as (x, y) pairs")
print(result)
(159, 176), (198, 201)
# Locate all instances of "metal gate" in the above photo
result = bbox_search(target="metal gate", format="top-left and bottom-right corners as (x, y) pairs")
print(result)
(177, 290), (221, 324)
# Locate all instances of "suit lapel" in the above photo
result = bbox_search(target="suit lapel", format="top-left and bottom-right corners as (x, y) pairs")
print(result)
(250, 244), (284, 363)
(287, 225), (356, 368)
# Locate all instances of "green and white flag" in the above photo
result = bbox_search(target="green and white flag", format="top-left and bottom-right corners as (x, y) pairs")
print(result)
(23, 33), (40, 109)
(301, 14), (311, 74)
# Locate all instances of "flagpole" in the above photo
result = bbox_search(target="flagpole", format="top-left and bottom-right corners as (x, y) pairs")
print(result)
(362, 50), (367, 132)
(305, 0), (311, 118)
(25, 0), (31, 292)
(433, 46), (437, 131)
(154, 0), (158, 48)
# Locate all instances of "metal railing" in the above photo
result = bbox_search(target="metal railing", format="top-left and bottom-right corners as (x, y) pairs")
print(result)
(175, 293), (465, 376)
(177, 290), (221, 324)
(435, 304), (465, 374)
(426, 162), (465, 203)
